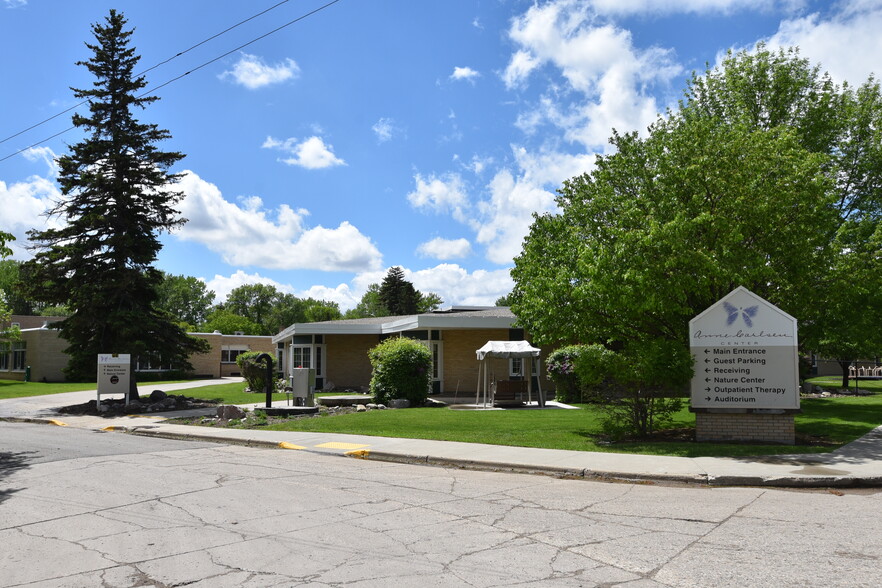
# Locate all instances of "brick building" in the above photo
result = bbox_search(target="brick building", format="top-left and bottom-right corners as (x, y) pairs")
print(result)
(272, 307), (553, 395)
(0, 315), (273, 382)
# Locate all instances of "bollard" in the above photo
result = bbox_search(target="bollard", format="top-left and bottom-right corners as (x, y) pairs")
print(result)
(253, 353), (274, 408)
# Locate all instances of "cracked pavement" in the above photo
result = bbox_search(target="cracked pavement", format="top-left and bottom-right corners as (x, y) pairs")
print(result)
(2, 422), (881, 587)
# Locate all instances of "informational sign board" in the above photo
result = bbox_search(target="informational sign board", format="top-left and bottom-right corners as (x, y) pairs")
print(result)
(97, 354), (131, 404)
(689, 287), (799, 410)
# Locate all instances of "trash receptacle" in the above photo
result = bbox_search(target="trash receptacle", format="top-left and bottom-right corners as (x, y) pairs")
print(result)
(25, 366), (31, 382)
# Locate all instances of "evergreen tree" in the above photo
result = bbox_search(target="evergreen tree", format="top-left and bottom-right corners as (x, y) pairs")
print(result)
(22, 10), (206, 381)
(378, 267), (420, 315)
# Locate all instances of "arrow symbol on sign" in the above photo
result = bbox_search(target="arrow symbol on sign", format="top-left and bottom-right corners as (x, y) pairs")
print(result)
(704, 387), (710, 392)
(705, 396), (711, 401)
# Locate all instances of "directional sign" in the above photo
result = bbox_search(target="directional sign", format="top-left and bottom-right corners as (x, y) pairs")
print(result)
(97, 354), (131, 404)
(689, 287), (799, 410)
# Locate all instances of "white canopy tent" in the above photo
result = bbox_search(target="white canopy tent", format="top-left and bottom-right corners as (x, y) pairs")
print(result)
(475, 341), (545, 408)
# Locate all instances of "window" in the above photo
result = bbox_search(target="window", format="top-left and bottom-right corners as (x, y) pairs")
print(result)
(221, 345), (249, 363)
(291, 346), (311, 369)
(136, 355), (172, 372)
(0, 343), (9, 370)
(12, 341), (26, 371)
(509, 357), (523, 379)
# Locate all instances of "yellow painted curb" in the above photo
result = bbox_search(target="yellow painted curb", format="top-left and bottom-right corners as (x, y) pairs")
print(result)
(345, 449), (370, 459)
(316, 441), (369, 450)
(102, 426), (124, 431)
(278, 442), (306, 450)
(47, 419), (68, 427)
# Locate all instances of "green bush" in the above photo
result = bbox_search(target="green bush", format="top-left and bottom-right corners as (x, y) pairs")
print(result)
(236, 351), (277, 394)
(573, 340), (692, 440)
(368, 337), (432, 406)
(546, 345), (606, 403)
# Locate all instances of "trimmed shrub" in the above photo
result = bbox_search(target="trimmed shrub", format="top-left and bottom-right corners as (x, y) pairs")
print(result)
(236, 351), (277, 394)
(368, 337), (432, 406)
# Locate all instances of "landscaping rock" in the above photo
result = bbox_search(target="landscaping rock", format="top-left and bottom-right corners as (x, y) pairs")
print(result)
(355, 404), (367, 412)
(149, 390), (167, 402)
(366, 403), (378, 409)
(217, 405), (246, 420)
(424, 398), (447, 408)
(389, 399), (410, 409)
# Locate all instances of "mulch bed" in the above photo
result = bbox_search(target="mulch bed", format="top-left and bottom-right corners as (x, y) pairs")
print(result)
(57, 391), (218, 417)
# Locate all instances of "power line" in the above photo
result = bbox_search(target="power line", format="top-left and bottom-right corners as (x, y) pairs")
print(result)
(0, 0), (328, 158)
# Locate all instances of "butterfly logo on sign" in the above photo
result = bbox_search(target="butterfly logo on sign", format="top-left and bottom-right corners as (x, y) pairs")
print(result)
(723, 302), (759, 327)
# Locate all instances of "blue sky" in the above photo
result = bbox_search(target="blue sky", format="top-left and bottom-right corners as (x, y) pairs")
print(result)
(2, 0), (880, 311)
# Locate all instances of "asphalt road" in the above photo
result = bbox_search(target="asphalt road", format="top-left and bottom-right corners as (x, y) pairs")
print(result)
(1, 421), (881, 587)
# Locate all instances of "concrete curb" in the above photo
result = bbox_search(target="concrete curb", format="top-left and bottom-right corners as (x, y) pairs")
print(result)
(6, 415), (882, 488)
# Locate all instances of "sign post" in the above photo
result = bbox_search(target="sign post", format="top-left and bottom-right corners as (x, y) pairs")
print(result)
(97, 354), (132, 407)
(689, 287), (799, 443)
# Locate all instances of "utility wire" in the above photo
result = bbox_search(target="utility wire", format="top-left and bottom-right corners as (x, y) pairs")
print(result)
(0, 0), (301, 150)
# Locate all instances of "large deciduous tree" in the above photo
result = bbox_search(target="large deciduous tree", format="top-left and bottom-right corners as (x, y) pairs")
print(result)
(22, 10), (207, 381)
(512, 45), (882, 386)
(155, 272), (216, 329)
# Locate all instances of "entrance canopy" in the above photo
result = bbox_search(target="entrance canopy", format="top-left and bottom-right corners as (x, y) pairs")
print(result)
(476, 340), (540, 361)
(475, 341), (544, 407)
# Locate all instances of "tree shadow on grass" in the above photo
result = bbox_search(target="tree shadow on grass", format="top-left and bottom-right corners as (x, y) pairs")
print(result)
(0, 450), (36, 504)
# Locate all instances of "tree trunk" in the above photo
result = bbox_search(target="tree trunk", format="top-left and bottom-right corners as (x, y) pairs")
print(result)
(839, 360), (852, 388)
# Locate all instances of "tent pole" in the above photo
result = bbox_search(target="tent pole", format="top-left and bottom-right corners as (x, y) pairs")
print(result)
(475, 362), (481, 406)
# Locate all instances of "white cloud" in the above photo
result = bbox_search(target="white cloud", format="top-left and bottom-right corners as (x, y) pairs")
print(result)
(225, 264), (514, 313)
(475, 169), (557, 265)
(262, 135), (346, 169)
(450, 66), (481, 82)
(21, 146), (59, 177)
(219, 53), (300, 89)
(204, 270), (295, 303)
(173, 171), (381, 272)
(0, 175), (63, 259)
(767, 1), (882, 85)
(416, 237), (473, 260)
(4, 0), (27, 8)
(413, 145), (593, 266)
(503, 0), (682, 148)
(372, 117), (397, 143)
(503, 50), (541, 89)
(298, 282), (360, 310)
(407, 173), (470, 222)
(407, 264), (514, 307)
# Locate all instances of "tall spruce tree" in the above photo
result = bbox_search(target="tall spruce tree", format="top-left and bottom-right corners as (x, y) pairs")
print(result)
(23, 10), (206, 381)
(378, 267), (420, 316)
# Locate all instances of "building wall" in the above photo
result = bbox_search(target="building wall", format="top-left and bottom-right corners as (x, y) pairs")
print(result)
(0, 325), (273, 382)
(324, 334), (379, 390)
(441, 329), (510, 394)
(24, 328), (68, 382)
(188, 333), (275, 378)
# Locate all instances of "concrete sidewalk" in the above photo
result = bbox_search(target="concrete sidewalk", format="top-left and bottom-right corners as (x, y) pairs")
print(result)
(3, 379), (881, 488)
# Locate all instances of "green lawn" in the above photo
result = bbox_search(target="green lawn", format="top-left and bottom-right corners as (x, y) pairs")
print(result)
(805, 375), (882, 392)
(256, 395), (882, 457)
(0, 380), (108, 398)
(0, 379), (354, 404)
(0, 379), (242, 401)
